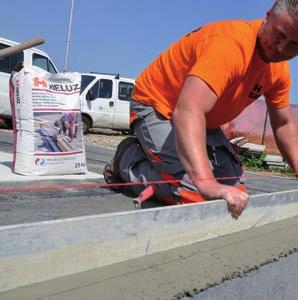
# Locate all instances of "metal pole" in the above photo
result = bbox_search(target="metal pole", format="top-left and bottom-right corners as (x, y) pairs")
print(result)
(261, 108), (268, 145)
(63, 0), (75, 72)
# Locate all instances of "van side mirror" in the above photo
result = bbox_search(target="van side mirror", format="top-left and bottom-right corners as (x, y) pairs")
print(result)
(86, 90), (94, 101)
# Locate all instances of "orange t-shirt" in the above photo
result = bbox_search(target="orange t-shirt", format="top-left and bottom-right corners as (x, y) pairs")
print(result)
(132, 19), (291, 129)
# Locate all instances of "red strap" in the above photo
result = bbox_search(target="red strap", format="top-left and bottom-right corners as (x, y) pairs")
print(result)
(179, 189), (206, 204)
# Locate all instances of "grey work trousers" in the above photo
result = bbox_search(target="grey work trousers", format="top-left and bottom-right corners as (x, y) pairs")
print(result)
(118, 100), (244, 204)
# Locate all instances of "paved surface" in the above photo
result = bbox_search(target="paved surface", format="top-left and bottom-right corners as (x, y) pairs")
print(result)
(0, 151), (103, 181)
(1, 130), (298, 226)
(1, 216), (297, 300)
(0, 131), (134, 225)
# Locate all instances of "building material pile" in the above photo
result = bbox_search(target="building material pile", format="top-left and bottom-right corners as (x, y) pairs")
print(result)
(240, 143), (266, 157)
(230, 137), (265, 156)
(10, 66), (87, 175)
(230, 136), (288, 171)
(263, 154), (288, 170)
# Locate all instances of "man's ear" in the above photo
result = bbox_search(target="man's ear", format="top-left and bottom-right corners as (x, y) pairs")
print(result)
(262, 10), (271, 25)
(266, 10), (271, 20)
(266, 9), (272, 20)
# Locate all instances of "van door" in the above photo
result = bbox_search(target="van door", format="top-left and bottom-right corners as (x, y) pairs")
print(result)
(85, 78), (114, 128)
(113, 81), (134, 130)
(0, 43), (24, 116)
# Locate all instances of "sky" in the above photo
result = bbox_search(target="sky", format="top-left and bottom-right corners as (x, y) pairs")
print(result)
(1, 0), (298, 103)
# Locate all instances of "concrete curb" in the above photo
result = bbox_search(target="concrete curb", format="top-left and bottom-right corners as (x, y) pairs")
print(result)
(1, 189), (298, 292)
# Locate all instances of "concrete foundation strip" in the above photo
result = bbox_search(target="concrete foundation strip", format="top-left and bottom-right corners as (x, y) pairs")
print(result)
(1, 189), (298, 292)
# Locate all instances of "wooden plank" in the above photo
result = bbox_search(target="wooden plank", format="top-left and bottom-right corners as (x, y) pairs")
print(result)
(264, 155), (283, 163)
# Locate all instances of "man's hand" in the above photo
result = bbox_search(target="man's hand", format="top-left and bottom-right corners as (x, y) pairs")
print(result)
(196, 180), (249, 218)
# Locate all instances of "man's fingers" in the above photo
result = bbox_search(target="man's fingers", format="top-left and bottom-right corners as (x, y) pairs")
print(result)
(231, 212), (239, 220)
(227, 202), (235, 213)
(226, 190), (249, 217)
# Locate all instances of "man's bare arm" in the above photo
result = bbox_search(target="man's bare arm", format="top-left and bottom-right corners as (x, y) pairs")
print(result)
(172, 76), (248, 216)
(268, 105), (298, 174)
(173, 76), (216, 184)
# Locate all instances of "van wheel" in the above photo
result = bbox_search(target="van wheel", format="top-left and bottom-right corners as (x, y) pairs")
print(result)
(82, 115), (91, 135)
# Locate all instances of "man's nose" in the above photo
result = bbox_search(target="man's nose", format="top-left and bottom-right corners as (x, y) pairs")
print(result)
(276, 40), (287, 53)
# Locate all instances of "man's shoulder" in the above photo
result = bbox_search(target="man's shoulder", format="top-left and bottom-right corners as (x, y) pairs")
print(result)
(188, 19), (262, 55)
(201, 19), (262, 41)
(270, 60), (291, 81)
(189, 19), (262, 64)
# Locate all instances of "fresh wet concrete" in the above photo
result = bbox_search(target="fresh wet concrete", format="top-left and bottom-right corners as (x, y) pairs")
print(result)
(1, 216), (297, 300)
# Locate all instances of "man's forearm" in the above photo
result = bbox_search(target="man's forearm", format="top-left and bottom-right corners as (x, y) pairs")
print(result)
(172, 109), (215, 186)
(273, 121), (298, 173)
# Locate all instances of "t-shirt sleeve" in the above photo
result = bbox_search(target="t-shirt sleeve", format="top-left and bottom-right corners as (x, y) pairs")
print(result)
(188, 36), (246, 98)
(264, 62), (291, 108)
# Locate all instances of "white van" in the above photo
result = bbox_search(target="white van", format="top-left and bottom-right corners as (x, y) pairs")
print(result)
(0, 37), (58, 123)
(80, 72), (135, 134)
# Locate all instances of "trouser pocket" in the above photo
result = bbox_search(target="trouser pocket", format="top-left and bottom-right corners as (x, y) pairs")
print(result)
(206, 128), (243, 186)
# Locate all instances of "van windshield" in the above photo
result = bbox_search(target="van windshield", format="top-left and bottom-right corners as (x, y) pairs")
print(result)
(80, 75), (96, 94)
(0, 43), (24, 73)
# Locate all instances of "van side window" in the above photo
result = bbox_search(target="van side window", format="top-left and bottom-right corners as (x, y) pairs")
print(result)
(88, 81), (100, 100)
(33, 53), (57, 74)
(33, 53), (48, 71)
(48, 60), (57, 74)
(86, 79), (113, 100)
(0, 44), (9, 72)
(118, 82), (134, 101)
(99, 79), (112, 98)
(0, 43), (24, 73)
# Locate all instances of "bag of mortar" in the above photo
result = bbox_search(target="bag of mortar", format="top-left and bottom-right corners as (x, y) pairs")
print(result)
(10, 65), (87, 175)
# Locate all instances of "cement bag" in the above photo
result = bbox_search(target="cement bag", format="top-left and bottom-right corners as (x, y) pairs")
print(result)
(10, 66), (87, 175)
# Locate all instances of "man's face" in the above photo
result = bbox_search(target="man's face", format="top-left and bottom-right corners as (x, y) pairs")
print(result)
(257, 10), (298, 63)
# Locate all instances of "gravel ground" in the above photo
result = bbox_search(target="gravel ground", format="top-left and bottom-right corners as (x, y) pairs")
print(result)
(84, 129), (128, 149)
(0, 127), (293, 177)
(0, 127), (128, 150)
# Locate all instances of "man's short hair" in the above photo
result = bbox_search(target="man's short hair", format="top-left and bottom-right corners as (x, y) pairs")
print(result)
(272, 0), (298, 18)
